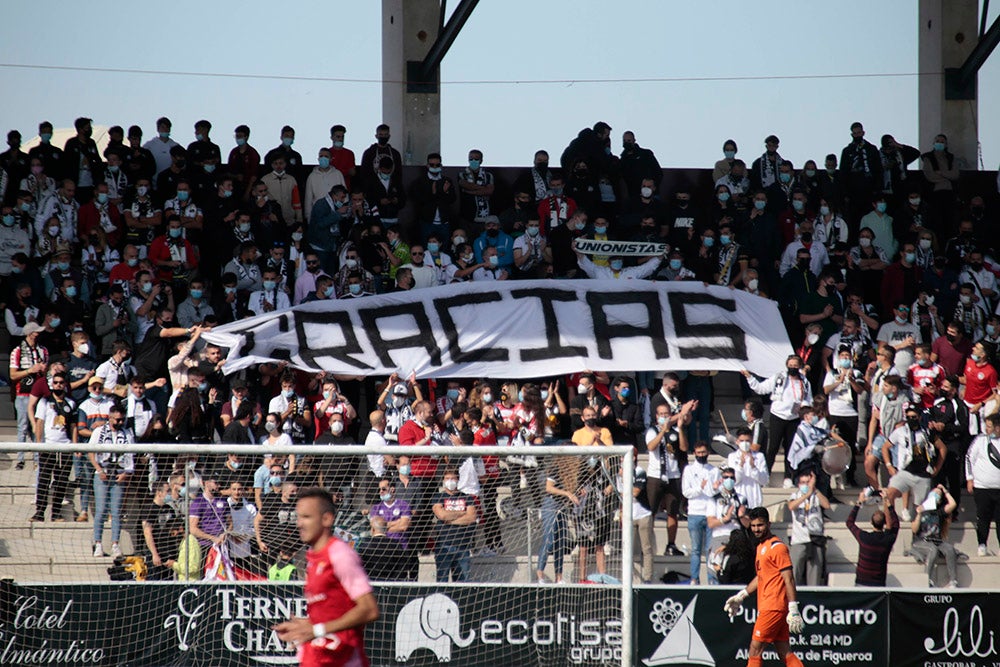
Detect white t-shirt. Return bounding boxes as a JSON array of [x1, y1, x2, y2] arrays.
[[645, 426, 680, 480], [822, 369, 862, 417], [36, 396, 76, 443]]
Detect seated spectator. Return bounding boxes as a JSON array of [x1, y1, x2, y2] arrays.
[[370, 477, 413, 551], [910, 484, 960, 588], [400, 243, 437, 289], [471, 246, 509, 281], [473, 216, 513, 270]]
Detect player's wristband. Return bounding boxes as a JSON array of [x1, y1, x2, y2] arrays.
[[313, 623, 326, 639], [788, 601, 800, 614]]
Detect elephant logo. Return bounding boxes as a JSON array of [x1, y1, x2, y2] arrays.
[[395, 593, 475, 662]]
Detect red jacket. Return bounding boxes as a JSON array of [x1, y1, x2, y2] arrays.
[[880, 261, 922, 317], [78, 202, 123, 248], [148, 235, 198, 282], [398, 419, 439, 478]]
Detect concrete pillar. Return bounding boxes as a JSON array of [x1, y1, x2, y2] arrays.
[[918, 0, 979, 168], [382, 0, 441, 166]]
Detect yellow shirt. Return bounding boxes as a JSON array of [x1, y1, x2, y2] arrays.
[[572, 426, 613, 446]]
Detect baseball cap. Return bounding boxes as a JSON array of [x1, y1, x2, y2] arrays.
[[23, 322, 44, 335]]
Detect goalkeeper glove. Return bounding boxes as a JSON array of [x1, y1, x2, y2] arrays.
[[723, 589, 749, 617], [787, 601, 804, 633]]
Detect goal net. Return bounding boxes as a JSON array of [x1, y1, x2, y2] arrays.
[[0, 441, 635, 667]]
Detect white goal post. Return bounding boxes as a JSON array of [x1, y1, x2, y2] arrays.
[[0, 441, 636, 667]]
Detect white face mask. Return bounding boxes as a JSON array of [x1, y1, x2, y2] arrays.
[[806, 333, 819, 345], [77, 342, 90, 355], [331, 421, 344, 435], [747, 278, 759, 291], [738, 440, 751, 452], [444, 479, 458, 491]]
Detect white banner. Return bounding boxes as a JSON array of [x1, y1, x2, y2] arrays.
[[573, 238, 669, 256], [201, 280, 792, 379]]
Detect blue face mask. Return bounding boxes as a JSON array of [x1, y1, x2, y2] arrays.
[[65, 286, 77, 297], [195, 134, 205, 142], [20, 203, 30, 212], [57, 261, 70, 271], [269, 476, 282, 487], [754, 200, 767, 211], [669, 259, 682, 270], [933, 142, 945, 152], [620, 387, 630, 398], [610, 259, 624, 271], [203, 164, 216, 173], [348, 283, 361, 295], [1, 214, 14, 226], [428, 166, 442, 175], [446, 389, 460, 401], [282, 137, 294, 147], [703, 237, 715, 248], [177, 191, 190, 202], [323, 286, 335, 298], [380, 492, 392, 503], [876, 202, 887, 213], [792, 200, 805, 212], [779, 173, 792, 184], [198, 382, 208, 392], [168, 228, 182, 238], [526, 226, 540, 237], [468, 159, 481, 169], [724, 150, 736, 159], [332, 140, 344, 149], [904, 252, 916, 264], [717, 192, 730, 202], [224, 286, 237, 295], [235, 137, 246, 147], [594, 226, 607, 235], [282, 388, 294, 398], [427, 242, 440, 253], [318, 157, 331, 169], [723, 478, 735, 491], [189, 289, 203, 299], [40, 133, 53, 143], [798, 484, 810, 495], [541, 390, 549, 400], [398, 464, 411, 477], [158, 131, 170, 140], [719, 235, 731, 245], [96, 193, 109, 205], [50, 317, 61, 328], [263, 280, 277, 291], [222, 188, 233, 198]]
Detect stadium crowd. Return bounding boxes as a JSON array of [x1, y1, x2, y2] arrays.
[[3, 116, 1000, 587]]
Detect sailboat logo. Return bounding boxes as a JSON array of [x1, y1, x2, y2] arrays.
[[643, 595, 715, 666]]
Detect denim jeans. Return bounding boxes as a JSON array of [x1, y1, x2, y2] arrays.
[[687, 514, 711, 583], [93, 475, 124, 543], [537, 502, 567, 578], [434, 544, 470, 582], [73, 454, 94, 514], [14, 395, 30, 464]]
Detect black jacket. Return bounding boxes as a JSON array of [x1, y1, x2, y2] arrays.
[[409, 174, 456, 224]]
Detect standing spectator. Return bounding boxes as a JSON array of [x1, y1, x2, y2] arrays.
[[10, 321, 48, 468], [267, 372, 313, 445], [965, 414, 1000, 556], [458, 149, 495, 223], [846, 489, 898, 586], [622, 464, 655, 584], [619, 131, 661, 203], [143, 117, 179, 175], [227, 124, 260, 201], [929, 376, 970, 506], [727, 427, 769, 509], [32, 371, 75, 522], [536, 456, 579, 584], [410, 152, 455, 241], [142, 480, 184, 579], [359, 124, 402, 183], [432, 468, 477, 583], [787, 470, 829, 585], [261, 156, 302, 230], [839, 122, 883, 225], [681, 441, 721, 584], [646, 401, 691, 557], [61, 117, 102, 203], [327, 124, 356, 187], [188, 475, 231, 550], [963, 341, 997, 436], [910, 484, 960, 588], [877, 302, 922, 375], [921, 134, 959, 231], [304, 148, 345, 223], [932, 322, 973, 377], [743, 355, 813, 484], [707, 467, 748, 585], [262, 126, 304, 186], [88, 403, 133, 558]]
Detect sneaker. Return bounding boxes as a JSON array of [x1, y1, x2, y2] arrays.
[[978, 544, 988, 557], [14, 462, 24, 470], [664, 543, 684, 557], [93, 542, 105, 558], [75, 512, 89, 523], [28, 513, 44, 522], [782, 478, 794, 489], [111, 543, 123, 559], [946, 580, 959, 589], [862, 486, 878, 502], [901, 508, 912, 522]]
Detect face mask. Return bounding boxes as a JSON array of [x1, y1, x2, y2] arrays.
[[988, 325, 997, 336], [317, 157, 331, 169], [525, 225, 541, 237], [754, 200, 766, 211], [858, 237, 872, 247], [593, 225, 607, 235], [48, 316, 62, 329], [907, 417, 921, 430], [74, 342, 90, 356], [168, 227, 183, 239], [444, 479, 459, 491], [577, 383, 589, 395], [798, 484, 810, 495], [876, 202, 887, 214], [972, 353, 983, 363], [584, 418, 598, 428], [138, 281, 153, 294], [40, 133, 53, 143], [908, 196, 922, 207], [703, 237, 715, 248], [610, 259, 623, 271], [619, 387, 631, 399], [323, 286, 335, 298], [376, 136, 389, 146], [264, 421, 278, 433], [158, 131, 170, 140], [269, 475, 282, 487], [331, 421, 345, 435], [64, 285, 78, 298], [895, 315, 908, 325], [393, 463, 410, 478], [904, 252, 916, 264], [0, 214, 15, 227], [720, 234, 733, 246], [792, 200, 805, 212], [221, 286, 236, 296], [89, 391, 101, 400], [482, 393, 493, 404], [806, 333, 819, 345], [425, 241, 441, 254], [379, 492, 392, 503], [137, 186, 149, 197], [722, 478, 735, 491], [488, 255, 499, 267], [48, 226, 60, 237], [717, 192, 730, 203], [747, 278, 759, 291], [234, 137, 247, 147], [669, 259, 682, 270], [187, 288, 204, 300], [236, 221, 252, 233], [468, 159, 481, 169], [287, 231, 303, 243], [695, 455, 709, 464], [541, 390, 549, 400], [724, 150, 736, 159], [804, 169, 816, 178], [933, 142, 945, 152], [779, 173, 791, 184], [640, 186, 654, 198], [917, 238, 932, 251], [960, 294, 972, 305], [738, 440, 751, 453], [837, 357, 853, 370], [787, 367, 800, 377], [282, 137, 294, 147]]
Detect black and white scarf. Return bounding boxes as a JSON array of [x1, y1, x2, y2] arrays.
[[757, 152, 784, 188], [531, 168, 551, 200], [846, 142, 872, 176]]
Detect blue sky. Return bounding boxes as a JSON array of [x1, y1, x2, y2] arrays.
[[1, 1, 997, 171]]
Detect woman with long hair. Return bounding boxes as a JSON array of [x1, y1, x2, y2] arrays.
[[536, 455, 580, 584]]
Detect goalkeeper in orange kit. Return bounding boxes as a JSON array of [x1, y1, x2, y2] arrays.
[[723, 507, 806, 667]]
